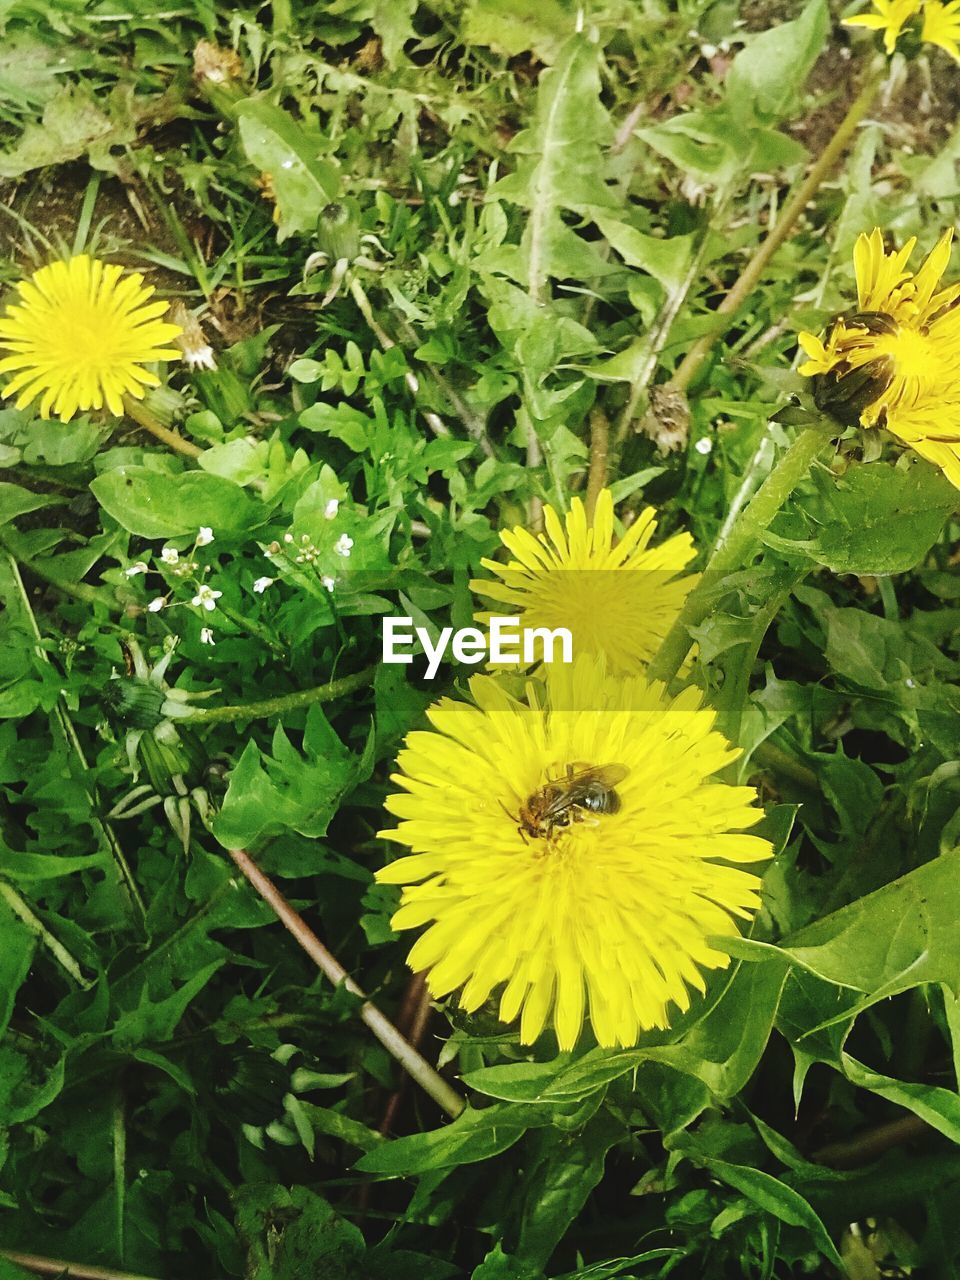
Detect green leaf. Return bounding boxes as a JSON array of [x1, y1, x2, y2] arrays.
[[0, 482, 64, 523], [236, 100, 340, 241], [234, 1185, 365, 1280], [683, 1150, 843, 1268], [355, 1103, 547, 1175], [0, 901, 35, 1039], [90, 466, 260, 537], [842, 1054, 960, 1145], [589, 214, 695, 293], [781, 847, 960, 1005], [773, 462, 957, 575], [725, 0, 829, 125], [489, 33, 614, 299], [112, 960, 225, 1048]]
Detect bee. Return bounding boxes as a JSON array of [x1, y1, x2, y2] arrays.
[[506, 762, 629, 843], [812, 311, 897, 428]]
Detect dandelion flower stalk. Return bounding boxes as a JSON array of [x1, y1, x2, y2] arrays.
[[378, 655, 770, 1051]]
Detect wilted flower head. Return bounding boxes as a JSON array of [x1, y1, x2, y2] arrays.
[[378, 655, 769, 1050], [844, 0, 960, 59], [0, 256, 182, 422], [170, 304, 217, 372], [798, 227, 960, 487], [472, 488, 697, 676]]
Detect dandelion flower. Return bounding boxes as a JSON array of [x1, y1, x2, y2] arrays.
[[798, 227, 960, 487], [471, 489, 697, 676], [843, 0, 921, 52], [922, 0, 960, 57], [844, 0, 960, 58], [0, 256, 182, 422], [377, 655, 770, 1050]]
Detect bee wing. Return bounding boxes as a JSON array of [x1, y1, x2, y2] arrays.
[[561, 763, 629, 788]]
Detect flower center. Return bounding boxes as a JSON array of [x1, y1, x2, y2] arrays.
[[872, 325, 945, 382]]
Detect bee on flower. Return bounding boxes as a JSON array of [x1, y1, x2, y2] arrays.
[[377, 654, 770, 1051], [798, 227, 960, 487]]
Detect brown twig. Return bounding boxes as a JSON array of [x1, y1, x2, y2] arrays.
[[584, 408, 610, 521], [226, 847, 465, 1118], [667, 61, 885, 396], [0, 1251, 158, 1280], [380, 971, 432, 1135], [812, 1113, 929, 1169]]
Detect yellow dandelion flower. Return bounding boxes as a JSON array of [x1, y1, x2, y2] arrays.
[[922, 0, 960, 58], [798, 227, 960, 487], [843, 0, 921, 52], [470, 489, 698, 677], [843, 0, 960, 58], [377, 655, 770, 1051], [0, 256, 183, 423]]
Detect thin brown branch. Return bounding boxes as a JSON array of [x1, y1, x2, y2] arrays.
[[226, 847, 465, 1119], [0, 1251, 158, 1280], [812, 1113, 929, 1169]]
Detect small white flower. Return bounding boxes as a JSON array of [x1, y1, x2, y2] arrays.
[[160, 547, 179, 565], [322, 575, 335, 592], [147, 597, 166, 613], [200, 627, 215, 646], [324, 498, 340, 520], [694, 437, 713, 456], [196, 527, 214, 546], [334, 533, 354, 557], [125, 561, 148, 577], [192, 585, 222, 612], [253, 576, 274, 594], [283, 533, 294, 544]]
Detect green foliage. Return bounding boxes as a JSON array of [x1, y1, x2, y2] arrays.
[[1, 0, 960, 1277]]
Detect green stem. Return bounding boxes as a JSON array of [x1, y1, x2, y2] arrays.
[[0, 879, 90, 987], [178, 664, 377, 724], [122, 394, 203, 460], [647, 425, 830, 686]]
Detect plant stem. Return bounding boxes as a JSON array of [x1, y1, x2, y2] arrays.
[[0, 879, 90, 987], [177, 664, 377, 725], [0, 1253, 158, 1280], [226, 847, 465, 1119], [122, 394, 203, 460], [646, 425, 829, 686], [584, 408, 610, 520], [668, 61, 885, 396]]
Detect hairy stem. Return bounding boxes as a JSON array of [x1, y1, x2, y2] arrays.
[[177, 664, 377, 725], [647, 425, 829, 686], [0, 880, 90, 987], [585, 408, 610, 520], [122, 394, 203, 460], [668, 61, 884, 395], [227, 847, 465, 1118]]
